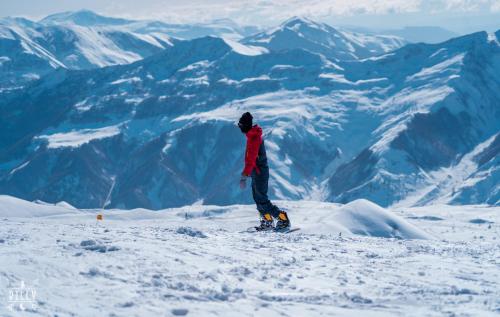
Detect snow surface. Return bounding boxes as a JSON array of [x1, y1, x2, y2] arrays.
[[37, 125, 122, 148], [0, 13, 175, 91], [1, 196, 498, 316], [394, 133, 500, 207], [222, 38, 269, 56]]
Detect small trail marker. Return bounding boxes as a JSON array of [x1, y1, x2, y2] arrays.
[[96, 176, 115, 224]]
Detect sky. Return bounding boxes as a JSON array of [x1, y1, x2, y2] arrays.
[[1, 0, 499, 34]]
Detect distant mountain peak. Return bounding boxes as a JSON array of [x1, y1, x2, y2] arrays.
[[244, 16, 404, 60], [208, 18, 239, 28], [39, 9, 134, 26], [250, 16, 334, 42], [282, 16, 318, 26], [278, 16, 332, 34]]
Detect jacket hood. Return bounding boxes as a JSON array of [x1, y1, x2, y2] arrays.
[[246, 125, 262, 138], [247, 125, 262, 138]]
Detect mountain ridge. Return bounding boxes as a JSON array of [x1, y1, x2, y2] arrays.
[[40, 9, 135, 26], [243, 16, 406, 61]]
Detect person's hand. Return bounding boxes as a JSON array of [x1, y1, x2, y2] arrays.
[[239, 175, 248, 189]]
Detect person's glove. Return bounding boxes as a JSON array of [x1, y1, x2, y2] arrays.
[[239, 174, 249, 189]]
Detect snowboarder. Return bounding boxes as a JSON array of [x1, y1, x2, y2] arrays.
[[238, 112, 291, 231]]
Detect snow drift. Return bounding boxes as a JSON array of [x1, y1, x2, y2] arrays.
[[331, 199, 431, 239], [0, 195, 80, 218], [0, 195, 430, 239], [278, 199, 431, 239]]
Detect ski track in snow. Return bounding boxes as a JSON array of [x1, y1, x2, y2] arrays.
[[0, 198, 499, 316]]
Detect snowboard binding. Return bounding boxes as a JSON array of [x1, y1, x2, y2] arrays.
[[255, 213, 274, 231], [254, 211, 291, 232], [275, 211, 291, 232]]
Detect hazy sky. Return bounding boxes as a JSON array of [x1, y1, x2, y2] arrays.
[[1, 0, 499, 33]]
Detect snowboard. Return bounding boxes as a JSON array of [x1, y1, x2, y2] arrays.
[[243, 227, 300, 234]]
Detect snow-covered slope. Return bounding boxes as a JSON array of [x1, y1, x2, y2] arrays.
[[0, 195, 80, 218], [0, 195, 429, 239], [393, 133, 500, 207], [0, 10, 260, 93], [0, 12, 404, 93], [450, 133, 500, 205], [0, 17, 64, 92], [0, 196, 498, 316], [128, 18, 260, 41], [40, 10, 260, 40], [243, 17, 406, 61], [40, 9, 134, 27], [0, 14, 175, 92], [327, 31, 500, 207]]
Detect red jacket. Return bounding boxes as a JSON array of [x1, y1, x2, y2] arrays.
[[242, 125, 262, 176]]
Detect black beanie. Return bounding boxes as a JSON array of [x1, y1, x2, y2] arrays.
[[238, 112, 253, 133]]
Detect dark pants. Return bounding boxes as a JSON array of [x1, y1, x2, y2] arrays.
[[251, 168, 281, 218]]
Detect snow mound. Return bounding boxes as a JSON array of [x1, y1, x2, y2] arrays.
[[332, 199, 432, 239], [0, 195, 81, 218], [294, 199, 431, 239], [55, 201, 77, 209]]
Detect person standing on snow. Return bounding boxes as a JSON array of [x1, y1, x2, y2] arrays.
[[238, 112, 291, 231]]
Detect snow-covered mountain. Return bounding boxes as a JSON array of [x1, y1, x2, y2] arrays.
[[327, 31, 500, 207], [40, 9, 134, 27], [243, 17, 406, 60], [0, 12, 406, 94], [0, 10, 258, 93], [0, 13, 174, 93], [0, 13, 498, 209], [127, 18, 260, 41], [40, 10, 259, 40]]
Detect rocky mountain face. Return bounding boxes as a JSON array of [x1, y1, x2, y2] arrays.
[[0, 13, 498, 209]]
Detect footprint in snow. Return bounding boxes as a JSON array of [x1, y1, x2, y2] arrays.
[[171, 308, 189, 316], [176, 227, 207, 238], [408, 216, 444, 221], [469, 218, 493, 224], [80, 239, 120, 253]]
